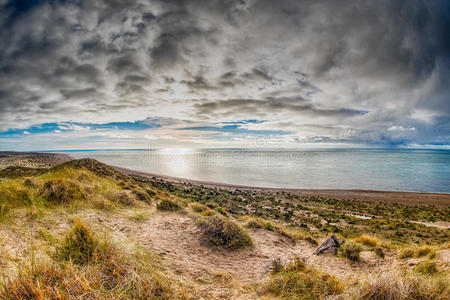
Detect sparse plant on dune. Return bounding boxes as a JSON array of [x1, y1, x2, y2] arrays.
[[157, 198, 182, 211], [356, 234, 379, 247], [189, 202, 215, 216], [264, 258, 343, 299], [1, 219, 174, 299], [340, 242, 363, 262], [348, 274, 449, 300], [197, 215, 253, 250]]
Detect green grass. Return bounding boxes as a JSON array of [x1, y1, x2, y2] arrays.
[[197, 215, 253, 250]]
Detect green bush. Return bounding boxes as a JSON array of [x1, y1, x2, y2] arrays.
[[197, 215, 253, 250], [340, 242, 362, 262], [157, 198, 181, 211]]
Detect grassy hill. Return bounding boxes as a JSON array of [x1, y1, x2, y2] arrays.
[[0, 158, 448, 299]]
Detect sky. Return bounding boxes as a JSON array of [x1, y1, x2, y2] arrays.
[[0, 0, 449, 151]]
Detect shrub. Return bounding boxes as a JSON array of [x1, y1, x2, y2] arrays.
[[264, 259, 342, 299], [356, 235, 378, 247], [270, 258, 285, 274], [351, 274, 449, 300], [189, 202, 215, 216], [340, 242, 362, 262], [145, 188, 157, 197], [56, 219, 98, 265], [0, 203, 11, 221], [132, 188, 152, 204], [215, 206, 228, 216], [109, 191, 136, 206], [23, 177, 38, 187], [374, 247, 385, 258], [245, 218, 274, 231], [197, 215, 253, 250], [41, 179, 86, 204], [399, 248, 414, 259], [415, 246, 432, 258], [157, 198, 181, 211], [414, 260, 439, 276]]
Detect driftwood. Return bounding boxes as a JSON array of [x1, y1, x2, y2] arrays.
[[314, 234, 343, 255]]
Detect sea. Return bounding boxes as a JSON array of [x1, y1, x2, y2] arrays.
[[55, 148, 450, 193]]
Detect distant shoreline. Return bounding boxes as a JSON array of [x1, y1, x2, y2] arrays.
[[114, 165, 450, 208], [1, 151, 449, 207]]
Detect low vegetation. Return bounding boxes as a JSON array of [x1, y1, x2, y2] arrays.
[[413, 260, 439, 276], [197, 215, 253, 250], [0, 220, 173, 299], [156, 198, 182, 211], [0, 156, 449, 299], [340, 242, 363, 262], [264, 258, 343, 299], [349, 274, 449, 300]]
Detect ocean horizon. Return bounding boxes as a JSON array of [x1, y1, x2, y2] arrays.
[[50, 148, 450, 194]]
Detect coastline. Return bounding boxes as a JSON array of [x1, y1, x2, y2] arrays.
[[114, 165, 450, 208], [1, 152, 449, 207]]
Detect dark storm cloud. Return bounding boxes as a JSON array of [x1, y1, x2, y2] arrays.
[[0, 0, 448, 146], [194, 97, 366, 119]]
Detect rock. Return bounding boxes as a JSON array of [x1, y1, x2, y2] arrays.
[[314, 234, 344, 255]]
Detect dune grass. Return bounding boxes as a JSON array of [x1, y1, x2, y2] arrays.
[[349, 274, 449, 300], [0, 219, 174, 299], [356, 234, 379, 247], [340, 242, 363, 262], [189, 202, 215, 216], [197, 215, 253, 250], [264, 258, 343, 299], [156, 198, 182, 211]]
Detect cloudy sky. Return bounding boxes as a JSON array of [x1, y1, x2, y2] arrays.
[[0, 0, 449, 150]]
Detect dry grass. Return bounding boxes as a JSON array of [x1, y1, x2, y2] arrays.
[[157, 198, 182, 212], [0, 220, 174, 299], [245, 217, 275, 231], [264, 258, 343, 299], [340, 242, 363, 262], [414, 260, 439, 276], [189, 202, 215, 216], [356, 234, 379, 247], [197, 215, 253, 250], [348, 274, 449, 300]]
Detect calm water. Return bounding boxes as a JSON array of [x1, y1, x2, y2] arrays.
[[59, 149, 450, 193]]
